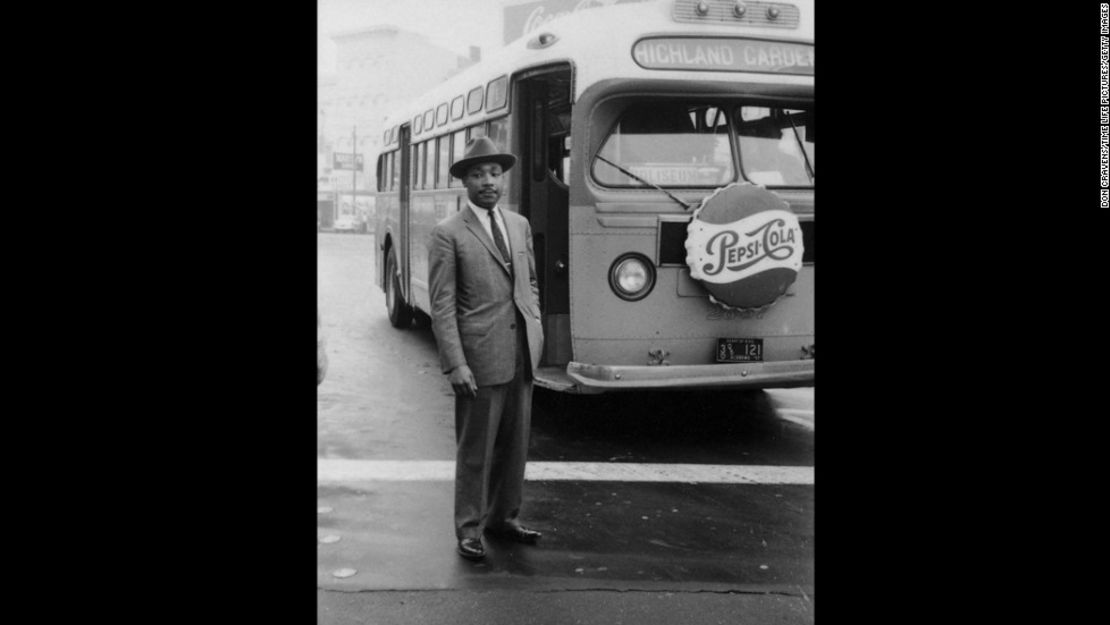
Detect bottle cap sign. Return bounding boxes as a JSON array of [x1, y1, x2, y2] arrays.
[[685, 183, 803, 310]]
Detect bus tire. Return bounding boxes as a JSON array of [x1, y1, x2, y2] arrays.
[[385, 248, 413, 329], [412, 309, 432, 329]]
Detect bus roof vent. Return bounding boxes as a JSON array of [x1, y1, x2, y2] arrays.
[[673, 0, 800, 29]]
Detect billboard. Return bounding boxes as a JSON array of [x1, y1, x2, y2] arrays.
[[503, 0, 650, 44], [332, 152, 364, 171]]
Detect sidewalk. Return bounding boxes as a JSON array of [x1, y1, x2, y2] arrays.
[[319, 588, 813, 625]]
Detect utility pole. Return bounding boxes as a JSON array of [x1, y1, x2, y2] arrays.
[[352, 125, 358, 219]]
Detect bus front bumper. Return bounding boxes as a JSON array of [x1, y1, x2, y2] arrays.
[[562, 359, 814, 393]]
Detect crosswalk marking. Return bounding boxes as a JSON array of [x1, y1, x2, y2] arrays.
[[318, 459, 813, 484]]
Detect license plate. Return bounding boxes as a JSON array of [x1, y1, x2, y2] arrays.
[[716, 338, 764, 363]]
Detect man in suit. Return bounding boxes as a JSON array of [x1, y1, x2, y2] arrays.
[[428, 137, 545, 561]]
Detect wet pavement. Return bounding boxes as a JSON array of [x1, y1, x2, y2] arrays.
[[317, 232, 814, 623], [318, 481, 811, 591]]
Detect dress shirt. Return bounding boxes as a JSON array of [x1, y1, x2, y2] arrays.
[[467, 200, 512, 257]]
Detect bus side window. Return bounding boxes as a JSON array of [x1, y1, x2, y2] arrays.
[[422, 141, 430, 189], [437, 135, 450, 188], [423, 140, 431, 189], [563, 136, 571, 186], [488, 117, 509, 155], [546, 108, 572, 184], [545, 134, 562, 183], [487, 117, 512, 188], [449, 129, 466, 188]]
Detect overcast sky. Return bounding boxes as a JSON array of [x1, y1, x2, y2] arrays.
[[318, 0, 508, 72]]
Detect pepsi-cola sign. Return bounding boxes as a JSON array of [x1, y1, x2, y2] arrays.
[[685, 183, 803, 310]]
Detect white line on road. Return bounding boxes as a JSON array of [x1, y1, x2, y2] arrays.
[[318, 459, 813, 484], [775, 408, 815, 429]]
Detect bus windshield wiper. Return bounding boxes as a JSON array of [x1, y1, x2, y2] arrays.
[[594, 154, 695, 211], [784, 114, 815, 183]]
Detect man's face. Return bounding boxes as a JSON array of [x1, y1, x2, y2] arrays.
[[462, 162, 504, 209]]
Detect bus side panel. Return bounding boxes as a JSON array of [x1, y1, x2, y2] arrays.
[[373, 190, 399, 291], [407, 191, 465, 314], [408, 192, 435, 313]]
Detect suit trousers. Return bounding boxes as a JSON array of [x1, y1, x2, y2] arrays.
[[454, 313, 533, 540]]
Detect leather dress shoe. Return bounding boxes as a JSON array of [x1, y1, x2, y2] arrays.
[[484, 524, 542, 544], [457, 537, 485, 561]]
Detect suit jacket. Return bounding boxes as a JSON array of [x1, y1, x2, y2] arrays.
[[428, 206, 544, 387]]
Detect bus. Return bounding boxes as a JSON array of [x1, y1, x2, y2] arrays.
[[373, 0, 813, 394]]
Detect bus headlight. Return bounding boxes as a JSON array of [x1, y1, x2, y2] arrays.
[[609, 253, 656, 301]]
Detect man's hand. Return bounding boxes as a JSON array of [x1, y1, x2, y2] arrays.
[[448, 365, 478, 398]]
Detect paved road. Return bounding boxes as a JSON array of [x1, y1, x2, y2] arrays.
[[317, 232, 815, 624]]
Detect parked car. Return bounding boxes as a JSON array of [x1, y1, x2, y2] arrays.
[[333, 216, 358, 233]]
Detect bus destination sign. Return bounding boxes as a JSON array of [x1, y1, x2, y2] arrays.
[[633, 37, 813, 75]]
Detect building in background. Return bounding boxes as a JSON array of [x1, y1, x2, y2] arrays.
[[318, 25, 479, 230], [317, 2, 653, 230]]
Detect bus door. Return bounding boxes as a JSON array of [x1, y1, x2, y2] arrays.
[[398, 124, 412, 301], [515, 65, 572, 366]]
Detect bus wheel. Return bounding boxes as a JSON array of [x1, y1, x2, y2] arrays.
[[385, 248, 413, 329]]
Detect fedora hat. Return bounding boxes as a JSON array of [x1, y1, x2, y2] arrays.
[[449, 136, 517, 179]]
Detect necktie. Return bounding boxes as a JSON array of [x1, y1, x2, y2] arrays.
[[485, 208, 512, 265]]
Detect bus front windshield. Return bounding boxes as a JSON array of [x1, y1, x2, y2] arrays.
[[736, 106, 814, 187], [592, 102, 814, 189]]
